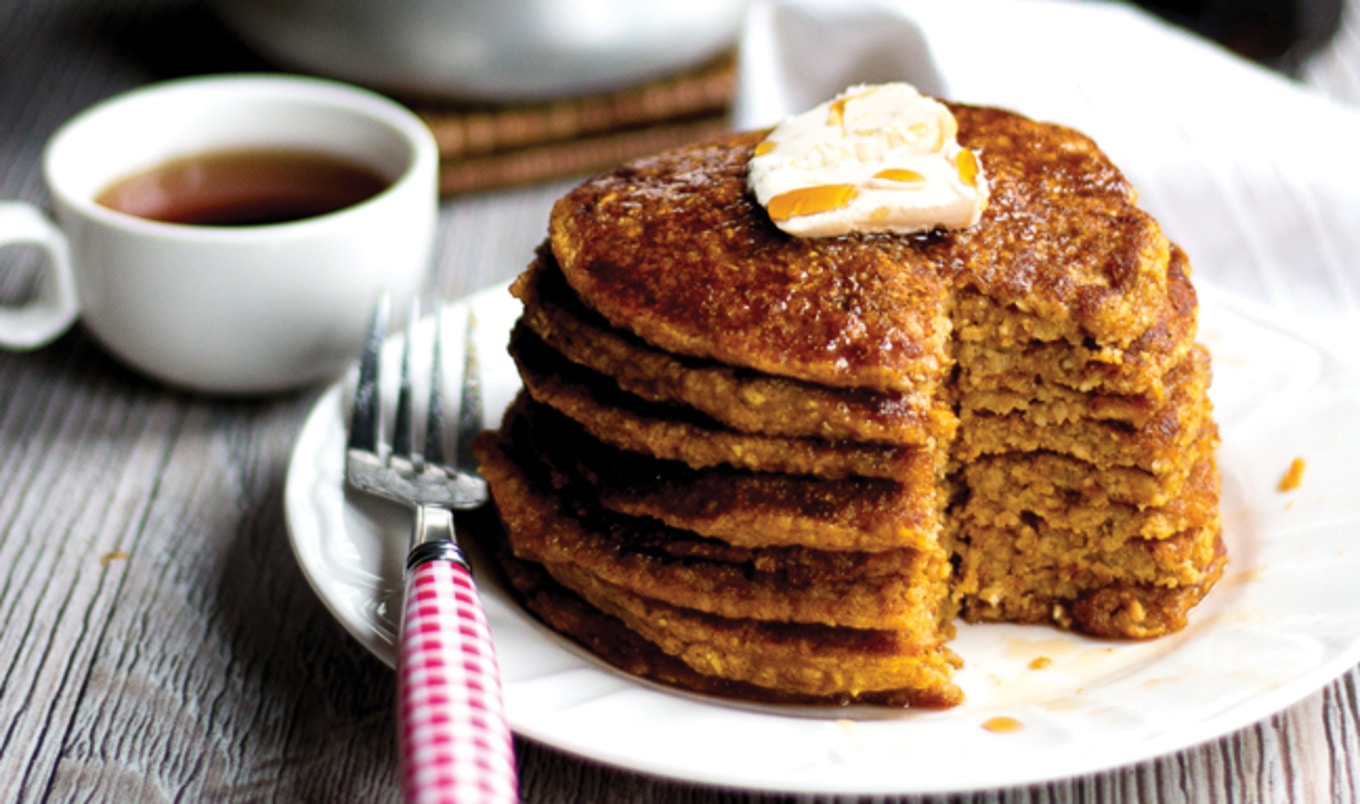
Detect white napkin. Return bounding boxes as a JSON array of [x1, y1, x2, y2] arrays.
[[732, 0, 1360, 370]]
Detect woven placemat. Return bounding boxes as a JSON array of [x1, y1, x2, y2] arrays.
[[415, 54, 736, 196]]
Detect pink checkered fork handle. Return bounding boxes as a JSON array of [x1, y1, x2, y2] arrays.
[[400, 548, 516, 803], [346, 297, 519, 803]]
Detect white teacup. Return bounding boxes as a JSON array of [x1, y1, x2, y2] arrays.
[[0, 74, 438, 394]]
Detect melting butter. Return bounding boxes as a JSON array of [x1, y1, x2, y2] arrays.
[[747, 83, 989, 238]]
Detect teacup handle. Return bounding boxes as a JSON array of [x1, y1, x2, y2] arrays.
[[0, 201, 80, 350]]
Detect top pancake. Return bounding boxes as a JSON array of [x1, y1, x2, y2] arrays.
[[549, 104, 1170, 393]]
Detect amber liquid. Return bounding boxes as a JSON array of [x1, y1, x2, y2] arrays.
[[95, 148, 391, 227]]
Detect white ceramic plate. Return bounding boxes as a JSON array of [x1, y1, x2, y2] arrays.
[[284, 280, 1360, 795]]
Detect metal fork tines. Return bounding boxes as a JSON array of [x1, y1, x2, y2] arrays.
[[346, 298, 487, 539], [345, 296, 518, 804]]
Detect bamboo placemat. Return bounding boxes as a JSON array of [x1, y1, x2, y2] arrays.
[[415, 54, 736, 196]]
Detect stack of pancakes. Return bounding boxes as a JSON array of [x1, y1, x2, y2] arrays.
[[473, 103, 1223, 707]]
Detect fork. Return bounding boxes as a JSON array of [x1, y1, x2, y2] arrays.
[[346, 296, 518, 804]]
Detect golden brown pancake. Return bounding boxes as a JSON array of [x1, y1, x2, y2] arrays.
[[549, 129, 955, 393], [961, 419, 1220, 510], [1068, 537, 1226, 639], [476, 428, 953, 631], [534, 553, 960, 706], [503, 394, 943, 552], [494, 546, 964, 707], [960, 533, 1227, 638], [956, 511, 1223, 605], [510, 326, 926, 480], [512, 251, 956, 446], [955, 345, 1213, 472], [548, 105, 1169, 395], [959, 445, 1222, 544], [954, 246, 1199, 399]]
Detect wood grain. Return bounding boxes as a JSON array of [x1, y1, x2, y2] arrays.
[[3, 0, 1360, 802]]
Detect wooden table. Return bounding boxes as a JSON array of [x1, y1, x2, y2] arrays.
[[4, 1, 1360, 801]]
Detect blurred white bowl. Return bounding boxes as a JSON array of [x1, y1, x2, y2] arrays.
[[213, 0, 750, 102]]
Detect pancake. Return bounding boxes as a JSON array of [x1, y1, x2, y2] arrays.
[[960, 419, 1220, 509], [955, 344, 1213, 472], [1069, 537, 1227, 638], [549, 129, 955, 393], [504, 394, 943, 552], [475, 428, 953, 630], [958, 518, 1223, 592], [513, 250, 955, 446], [959, 445, 1222, 544], [957, 497, 1222, 597], [548, 106, 1170, 394], [960, 533, 1228, 638], [535, 554, 960, 706], [932, 105, 1170, 347], [511, 325, 925, 480], [494, 545, 964, 707], [954, 246, 1199, 400]]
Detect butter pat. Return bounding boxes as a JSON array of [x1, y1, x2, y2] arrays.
[[747, 83, 989, 238]]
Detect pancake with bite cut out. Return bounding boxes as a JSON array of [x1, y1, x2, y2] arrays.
[[476, 97, 1222, 706], [548, 106, 1169, 394]]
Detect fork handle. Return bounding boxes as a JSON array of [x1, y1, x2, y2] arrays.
[[398, 524, 518, 803]]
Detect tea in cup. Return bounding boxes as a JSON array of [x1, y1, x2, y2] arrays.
[[0, 73, 438, 394]]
